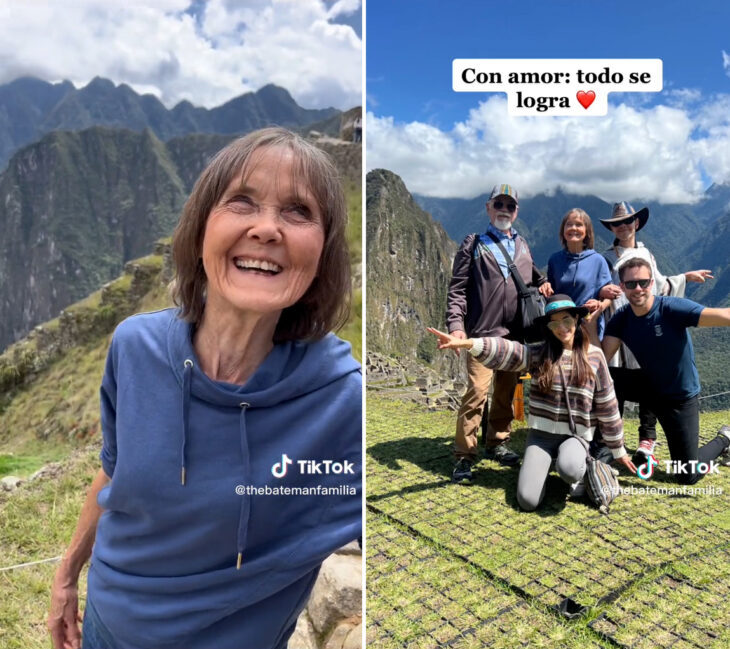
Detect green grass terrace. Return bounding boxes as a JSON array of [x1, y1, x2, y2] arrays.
[[366, 394, 730, 649]]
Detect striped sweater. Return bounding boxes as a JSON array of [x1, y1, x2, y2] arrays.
[[470, 337, 626, 458]]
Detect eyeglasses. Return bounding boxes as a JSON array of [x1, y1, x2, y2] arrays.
[[492, 200, 517, 213], [623, 279, 651, 289], [546, 315, 576, 331], [609, 216, 636, 228]]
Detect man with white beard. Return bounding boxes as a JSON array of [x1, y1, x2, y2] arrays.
[[446, 184, 553, 484]]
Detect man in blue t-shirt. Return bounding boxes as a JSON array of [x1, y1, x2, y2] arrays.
[[602, 256, 730, 484]]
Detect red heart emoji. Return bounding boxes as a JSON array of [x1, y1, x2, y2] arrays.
[[576, 90, 596, 109]]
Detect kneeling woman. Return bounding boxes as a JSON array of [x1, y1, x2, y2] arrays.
[[428, 295, 636, 511]]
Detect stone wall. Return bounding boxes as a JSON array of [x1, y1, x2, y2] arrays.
[[366, 351, 463, 411], [288, 542, 362, 649]]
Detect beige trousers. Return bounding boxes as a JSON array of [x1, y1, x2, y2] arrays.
[[454, 354, 518, 461]]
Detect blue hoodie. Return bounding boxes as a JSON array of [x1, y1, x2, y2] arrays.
[[88, 308, 361, 649], [547, 248, 612, 338]]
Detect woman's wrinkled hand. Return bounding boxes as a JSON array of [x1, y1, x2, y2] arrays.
[[539, 282, 554, 297], [48, 567, 82, 649]]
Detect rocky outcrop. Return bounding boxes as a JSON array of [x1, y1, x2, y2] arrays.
[[288, 543, 362, 649], [0, 127, 186, 351], [0, 241, 169, 394], [366, 169, 461, 379]]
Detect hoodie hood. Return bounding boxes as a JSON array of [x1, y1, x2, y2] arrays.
[[167, 310, 360, 408], [563, 248, 598, 261]]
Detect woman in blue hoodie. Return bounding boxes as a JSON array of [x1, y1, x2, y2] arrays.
[[547, 208, 620, 339], [48, 128, 362, 649]]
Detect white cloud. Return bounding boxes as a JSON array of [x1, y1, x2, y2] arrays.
[[0, 0, 361, 109], [723, 50, 730, 77], [367, 94, 730, 203], [327, 0, 361, 19]]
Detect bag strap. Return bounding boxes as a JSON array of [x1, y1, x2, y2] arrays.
[[486, 231, 531, 297], [558, 362, 591, 460]]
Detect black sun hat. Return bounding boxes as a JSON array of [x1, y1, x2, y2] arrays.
[[599, 201, 649, 231]]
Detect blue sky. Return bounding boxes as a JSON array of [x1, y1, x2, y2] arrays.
[[366, 0, 730, 202]]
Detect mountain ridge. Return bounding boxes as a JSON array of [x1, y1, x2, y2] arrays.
[[0, 76, 341, 168]]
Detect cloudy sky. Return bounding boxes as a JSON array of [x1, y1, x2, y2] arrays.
[[0, 0, 361, 110], [367, 0, 730, 203]]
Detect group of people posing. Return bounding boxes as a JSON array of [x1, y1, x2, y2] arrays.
[[428, 183, 730, 511]]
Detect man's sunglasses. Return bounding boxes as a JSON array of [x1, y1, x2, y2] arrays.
[[493, 200, 517, 213], [623, 279, 651, 289], [609, 216, 636, 228]]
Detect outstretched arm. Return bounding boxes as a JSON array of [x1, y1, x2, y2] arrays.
[[685, 269, 714, 283], [698, 307, 730, 327], [427, 327, 530, 372], [427, 327, 474, 350]]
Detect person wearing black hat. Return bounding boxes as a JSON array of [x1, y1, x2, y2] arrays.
[[599, 202, 713, 467], [602, 257, 730, 485], [429, 294, 635, 511], [445, 183, 553, 484]]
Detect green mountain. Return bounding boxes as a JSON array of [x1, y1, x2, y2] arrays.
[[366, 169, 459, 376], [0, 127, 187, 350]]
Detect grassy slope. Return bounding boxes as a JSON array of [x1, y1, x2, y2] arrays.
[[367, 394, 730, 649], [0, 180, 361, 647]]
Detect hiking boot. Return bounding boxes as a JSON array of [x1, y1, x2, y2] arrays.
[[632, 439, 656, 467], [484, 442, 520, 466], [452, 458, 474, 484], [717, 426, 730, 466]]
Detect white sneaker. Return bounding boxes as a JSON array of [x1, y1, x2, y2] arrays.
[[568, 480, 586, 498]]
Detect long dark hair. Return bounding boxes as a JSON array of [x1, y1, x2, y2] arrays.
[[535, 317, 594, 393]]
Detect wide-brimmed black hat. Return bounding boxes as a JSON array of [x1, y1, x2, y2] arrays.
[[534, 294, 589, 327], [599, 201, 649, 231]]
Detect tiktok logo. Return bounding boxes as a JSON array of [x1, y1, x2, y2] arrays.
[[636, 455, 658, 480], [271, 453, 293, 478]]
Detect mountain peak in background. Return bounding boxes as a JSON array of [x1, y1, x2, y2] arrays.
[[0, 76, 341, 168]]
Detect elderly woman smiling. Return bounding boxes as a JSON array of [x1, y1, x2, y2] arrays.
[[48, 128, 362, 649]]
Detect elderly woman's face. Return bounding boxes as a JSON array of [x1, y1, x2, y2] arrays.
[[201, 145, 325, 318]]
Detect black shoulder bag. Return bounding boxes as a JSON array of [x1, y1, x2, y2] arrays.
[[558, 364, 619, 514], [486, 232, 545, 343]]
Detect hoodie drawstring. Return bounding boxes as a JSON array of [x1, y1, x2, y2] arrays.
[[179, 360, 252, 570], [237, 401, 252, 569], [181, 359, 193, 485]]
